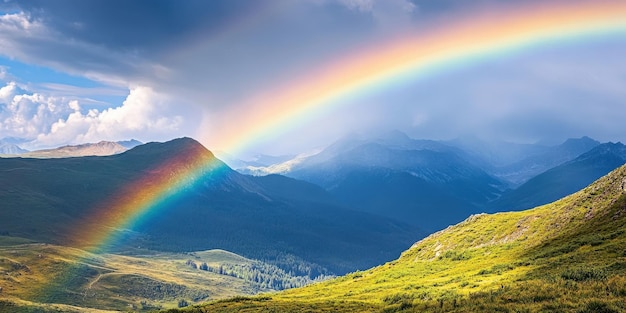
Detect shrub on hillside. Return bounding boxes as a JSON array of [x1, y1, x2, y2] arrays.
[[561, 268, 607, 282]]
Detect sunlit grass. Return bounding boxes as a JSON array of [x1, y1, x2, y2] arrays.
[[0, 243, 277, 311]]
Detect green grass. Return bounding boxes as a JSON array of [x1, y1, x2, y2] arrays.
[[0, 244, 321, 312], [0, 236, 35, 246], [167, 165, 626, 313]]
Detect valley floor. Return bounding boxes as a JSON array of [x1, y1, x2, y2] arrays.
[[0, 239, 323, 312]]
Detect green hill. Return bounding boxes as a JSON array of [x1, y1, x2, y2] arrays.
[[0, 241, 328, 312], [178, 164, 626, 312]]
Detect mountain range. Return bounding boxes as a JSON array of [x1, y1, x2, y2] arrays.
[[0, 139, 143, 158], [487, 136, 600, 186], [285, 133, 506, 233], [0, 139, 28, 154], [0, 137, 421, 276], [230, 132, 619, 234], [490, 141, 626, 211]]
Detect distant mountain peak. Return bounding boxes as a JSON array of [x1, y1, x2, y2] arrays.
[[12, 141, 127, 158], [560, 136, 600, 148], [129, 137, 206, 152], [580, 141, 626, 157], [116, 139, 143, 149], [123, 137, 219, 166], [378, 129, 411, 141], [0, 140, 28, 154], [166, 137, 212, 153]]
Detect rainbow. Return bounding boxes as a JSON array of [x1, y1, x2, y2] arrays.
[[36, 0, 626, 292], [66, 142, 225, 251], [203, 0, 626, 155]]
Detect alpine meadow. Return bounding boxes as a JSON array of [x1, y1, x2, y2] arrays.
[[1, 1, 626, 312]]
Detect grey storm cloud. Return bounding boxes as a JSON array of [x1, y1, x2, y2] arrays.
[[5, 0, 260, 53], [0, 0, 272, 84]]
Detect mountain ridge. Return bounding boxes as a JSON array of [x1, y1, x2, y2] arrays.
[[232, 133, 612, 233], [490, 141, 626, 211], [284, 134, 508, 233], [3, 141, 127, 158], [0, 137, 422, 276], [492, 136, 601, 186], [0, 139, 144, 158]]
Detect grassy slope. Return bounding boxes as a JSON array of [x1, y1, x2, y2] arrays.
[[179, 164, 626, 313], [0, 242, 309, 312]]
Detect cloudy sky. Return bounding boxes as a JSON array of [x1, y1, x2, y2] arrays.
[[0, 0, 625, 157]]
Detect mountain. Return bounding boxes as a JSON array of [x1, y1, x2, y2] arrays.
[[248, 154, 297, 167], [226, 133, 610, 232], [493, 136, 600, 186], [445, 136, 601, 187], [0, 137, 422, 275], [490, 142, 626, 211], [446, 135, 551, 168], [285, 133, 506, 233], [0, 139, 27, 154], [8, 141, 128, 158], [236, 153, 313, 176], [187, 163, 626, 313], [217, 150, 303, 176], [116, 139, 143, 149]]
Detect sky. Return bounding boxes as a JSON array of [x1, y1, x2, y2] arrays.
[[0, 0, 625, 158]]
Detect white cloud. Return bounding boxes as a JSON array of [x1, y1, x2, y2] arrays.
[[68, 100, 81, 111], [0, 81, 17, 103], [0, 82, 193, 149], [0, 12, 40, 32], [0, 82, 74, 140], [33, 86, 189, 148]]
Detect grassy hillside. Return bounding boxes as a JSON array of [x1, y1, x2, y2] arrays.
[[0, 240, 326, 312], [176, 164, 626, 312]]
